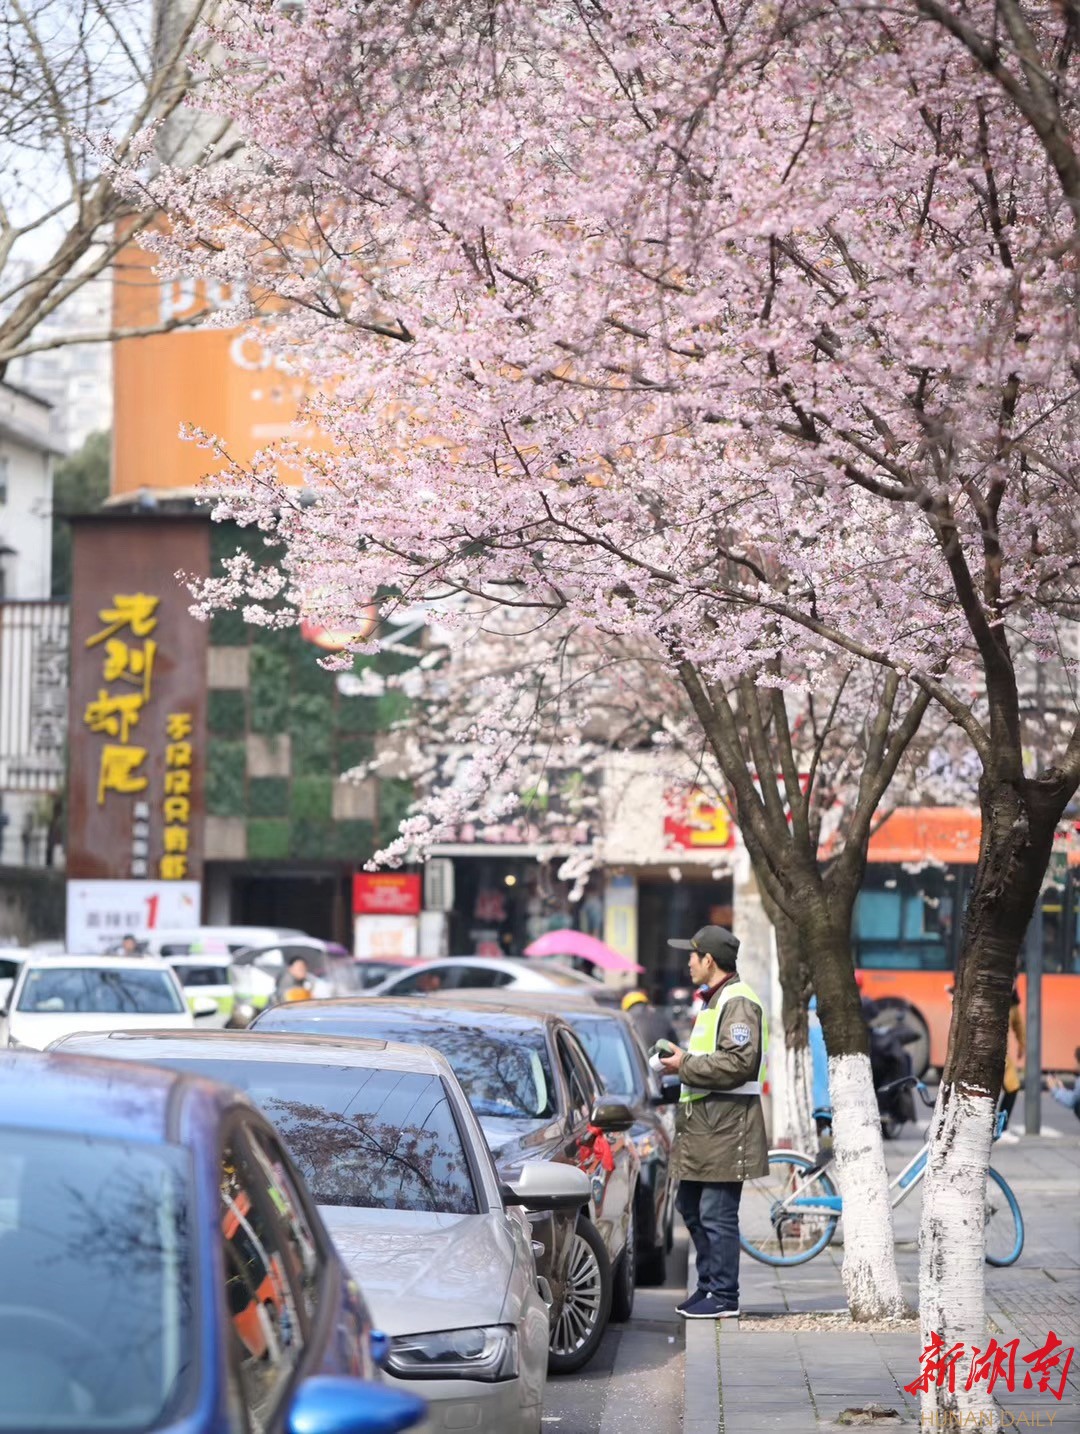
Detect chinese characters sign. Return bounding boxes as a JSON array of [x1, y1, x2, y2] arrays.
[[906, 1331, 1075, 1402], [67, 517, 209, 883], [664, 786, 735, 850]]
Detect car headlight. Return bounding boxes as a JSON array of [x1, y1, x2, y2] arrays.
[[386, 1325, 519, 1383]]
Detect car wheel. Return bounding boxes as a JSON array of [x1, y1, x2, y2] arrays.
[[637, 1239, 667, 1287], [610, 1208, 636, 1321], [547, 1216, 612, 1375]]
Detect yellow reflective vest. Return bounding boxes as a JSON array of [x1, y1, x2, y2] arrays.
[[680, 978, 768, 1104]]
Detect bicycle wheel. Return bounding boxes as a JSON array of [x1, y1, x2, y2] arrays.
[[740, 1151, 840, 1266], [984, 1167, 1024, 1267]]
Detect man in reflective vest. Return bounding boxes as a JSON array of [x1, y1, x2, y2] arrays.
[[659, 925, 768, 1319]]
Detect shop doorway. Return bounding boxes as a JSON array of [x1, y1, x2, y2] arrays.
[[637, 876, 734, 998]]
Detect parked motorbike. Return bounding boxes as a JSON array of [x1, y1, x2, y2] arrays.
[[866, 998, 923, 1137]]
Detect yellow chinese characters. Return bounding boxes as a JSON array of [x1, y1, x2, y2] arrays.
[[85, 594, 160, 805], [161, 712, 194, 880]]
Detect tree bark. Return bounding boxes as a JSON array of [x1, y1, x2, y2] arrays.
[[919, 777, 1062, 1427], [802, 901, 908, 1321], [770, 904, 817, 1153]]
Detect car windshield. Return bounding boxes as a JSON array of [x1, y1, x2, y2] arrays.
[[170, 966, 229, 988], [155, 1059, 478, 1216], [260, 1010, 557, 1121], [15, 967, 184, 1015], [571, 1017, 640, 1097], [0, 1127, 193, 1430]]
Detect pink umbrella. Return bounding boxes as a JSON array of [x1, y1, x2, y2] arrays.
[[524, 928, 644, 974]]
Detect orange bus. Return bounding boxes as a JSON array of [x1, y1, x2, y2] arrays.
[[853, 809, 1077, 1073]]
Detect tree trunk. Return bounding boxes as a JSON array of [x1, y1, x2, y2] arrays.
[[918, 781, 1060, 1427], [804, 905, 907, 1320], [772, 909, 817, 1152]]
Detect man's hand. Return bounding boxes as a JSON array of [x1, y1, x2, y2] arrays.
[[659, 1046, 686, 1073]]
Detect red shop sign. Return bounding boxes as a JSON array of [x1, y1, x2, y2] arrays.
[[353, 872, 422, 916]]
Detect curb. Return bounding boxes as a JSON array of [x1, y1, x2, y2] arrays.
[[682, 1247, 725, 1433]]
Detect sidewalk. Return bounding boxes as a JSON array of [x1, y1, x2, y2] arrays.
[[682, 1095, 1080, 1433]]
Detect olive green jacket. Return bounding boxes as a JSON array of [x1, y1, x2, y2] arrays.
[[673, 976, 769, 1183]]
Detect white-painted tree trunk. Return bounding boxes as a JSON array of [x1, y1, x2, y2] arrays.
[[829, 1053, 907, 1319], [918, 1084, 999, 1428], [778, 1040, 816, 1153]]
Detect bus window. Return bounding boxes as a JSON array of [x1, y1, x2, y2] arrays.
[[853, 864, 955, 971]]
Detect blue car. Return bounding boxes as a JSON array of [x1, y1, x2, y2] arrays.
[[0, 1049, 427, 1434]]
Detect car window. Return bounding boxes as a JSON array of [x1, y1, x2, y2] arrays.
[[558, 1032, 598, 1115], [174, 965, 228, 988], [571, 1018, 641, 1098], [453, 964, 514, 989], [160, 943, 194, 956], [381, 966, 446, 995], [15, 966, 184, 1015], [193, 1063, 480, 1215], [242, 1125, 322, 1321], [0, 958, 22, 982], [0, 1126, 193, 1430], [220, 1133, 306, 1432]]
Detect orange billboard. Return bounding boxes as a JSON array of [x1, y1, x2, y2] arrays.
[[112, 242, 327, 495]]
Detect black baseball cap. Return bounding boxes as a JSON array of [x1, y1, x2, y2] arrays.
[[668, 925, 740, 968]]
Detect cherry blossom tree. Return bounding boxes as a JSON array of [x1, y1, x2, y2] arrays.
[[0, 0, 230, 376], [133, 0, 1080, 1416]]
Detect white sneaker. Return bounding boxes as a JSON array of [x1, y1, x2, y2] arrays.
[[997, 1130, 1020, 1144]]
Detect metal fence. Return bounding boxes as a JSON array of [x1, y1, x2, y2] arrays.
[[0, 599, 69, 794]]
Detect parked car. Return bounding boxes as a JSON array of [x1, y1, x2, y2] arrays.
[[141, 925, 309, 956], [0, 954, 215, 1050], [457, 992, 678, 1284], [368, 956, 618, 1005], [0, 1048, 426, 1433], [54, 1030, 580, 1433], [166, 952, 236, 1027], [255, 997, 639, 1372], [0, 948, 27, 1013]]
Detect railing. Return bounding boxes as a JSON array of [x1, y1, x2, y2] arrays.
[[0, 599, 69, 794]]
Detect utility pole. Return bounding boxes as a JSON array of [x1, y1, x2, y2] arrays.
[[1023, 911, 1042, 1137]]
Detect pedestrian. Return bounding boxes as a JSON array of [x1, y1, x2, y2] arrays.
[[276, 956, 313, 1004], [1047, 1046, 1080, 1120], [659, 924, 768, 1320], [996, 986, 1025, 1144], [621, 988, 678, 1049], [118, 933, 144, 957]]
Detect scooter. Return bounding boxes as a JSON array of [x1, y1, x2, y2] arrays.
[[869, 1010, 923, 1137]]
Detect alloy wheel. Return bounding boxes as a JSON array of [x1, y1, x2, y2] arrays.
[[551, 1229, 605, 1356]]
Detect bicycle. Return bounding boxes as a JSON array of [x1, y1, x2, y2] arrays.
[[740, 1077, 1025, 1268]]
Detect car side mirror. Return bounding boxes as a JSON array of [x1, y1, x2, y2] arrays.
[[192, 996, 219, 1019], [589, 1097, 635, 1132], [286, 1376, 426, 1433], [500, 1160, 591, 1211]]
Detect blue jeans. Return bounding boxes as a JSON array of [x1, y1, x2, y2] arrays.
[[676, 1179, 742, 1303]]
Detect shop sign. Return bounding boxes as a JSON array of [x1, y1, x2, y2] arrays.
[[67, 518, 209, 882], [353, 872, 422, 915], [66, 878, 201, 952], [354, 913, 419, 959], [664, 786, 735, 850]]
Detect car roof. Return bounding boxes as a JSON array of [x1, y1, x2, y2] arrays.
[[19, 953, 175, 971], [166, 953, 232, 966], [53, 1028, 453, 1077], [426, 990, 616, 1016], [259, 994, 568, 1035], [0, 1048, 194, 1144]]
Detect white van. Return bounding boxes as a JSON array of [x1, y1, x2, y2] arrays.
[[140, 926, 306, 958]]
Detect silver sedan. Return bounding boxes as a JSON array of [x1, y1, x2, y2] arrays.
[[51, 1028, 588, 1434]]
